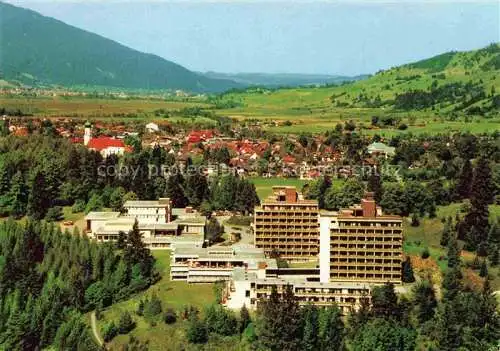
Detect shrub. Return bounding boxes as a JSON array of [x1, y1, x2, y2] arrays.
[[411, 213, 420, 227], [45, 206, 64, 222], [102, 321, 118, 342], [118, 311, 135, 334], [164, 309, 177, 324], [421, 247, 430, 259], [186, 317, 208, 344], [71, 199, 86, 213], [398, 123, 408, 130], [144, 294, 162, 318]]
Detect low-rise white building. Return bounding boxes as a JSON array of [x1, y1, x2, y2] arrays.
[[85, 198, 206, 249], [170, 246, 275, 283]]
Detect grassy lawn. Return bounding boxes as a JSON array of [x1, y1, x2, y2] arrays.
[[98, 250, 217, 350], [249, 177, 310, 200], [404, 203, 500, 289], [249, 176, 345, 201]]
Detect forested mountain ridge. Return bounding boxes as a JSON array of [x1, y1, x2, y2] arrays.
[[328, 43, 500, 115], [0, 2, 242, 93]]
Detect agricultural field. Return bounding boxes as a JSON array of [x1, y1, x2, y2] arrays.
[[0, 96, 209, 120]]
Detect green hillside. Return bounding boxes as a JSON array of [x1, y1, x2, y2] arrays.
[[0, 2, 241, 93], [215, 44, 500, 132]]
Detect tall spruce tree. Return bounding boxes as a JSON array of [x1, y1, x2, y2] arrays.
[[459, 157, 492, 252], [301, 304, 319, 351], [27, 170, 50, 220], [367, 172, 383, 203], [455, 158, 472, 199], [412, 280, 437, 323]]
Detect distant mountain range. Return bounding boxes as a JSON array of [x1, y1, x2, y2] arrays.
[[0, 2, 242, 93], [0, 2, 367, 93], [202, 72, 369, 88]]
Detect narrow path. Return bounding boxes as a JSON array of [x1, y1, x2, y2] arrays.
[[90, 311, 104, 347]]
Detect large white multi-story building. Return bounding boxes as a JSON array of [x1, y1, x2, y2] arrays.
[[222, 192, 404, 312], [85, 198, 206, 249]]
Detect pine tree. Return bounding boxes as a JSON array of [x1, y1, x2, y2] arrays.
[[27, 170, 50, 220], [459, 157, 493, 251], [371, 283, 400, 320], [402, 257, 415, 283], [7, 171, 28, 219], [319, 305, 344, 351], [440, 216, 453, 247], [412, 280, 437, 323], [435, 300, 461, 351], [479, 260, 488, 277], [367, 172, 383, 203], [487, 220, 500, 264], [165, 172, 187, 208], [301, 304, 319, 351], [257, 285, 301, 351], [185, 173, 209, 208], [455, 158, 472, 199], [442, 265, 462, 301], [447, 234, 460, 269], [239, 304, 251, 333]]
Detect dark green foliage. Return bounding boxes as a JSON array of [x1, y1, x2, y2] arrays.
[[479, 260, 488, 277], [0, 2, 241, 93], [205, 217, 224, 244], [45, 206, 63, 222], [442, 266, 463, 301], [204, 303, 238, 336], [239, 305, 251, 333], [411, 213, 420, 227], [371, 283, 400, 320], [421, 247, 430, 259], [301, 304, 319, 351], [186, 315, 208, 344], [412, 281, 437, 324], [446, 233, 460, 269], [367, 173, 383, 203], [256, 285, 301, 351], [71, 199, 86, 213], [27, 170, 50, 220], [143, 294, 163, 319], [351, 318, 416, 351], [440, 216, 454, 247], [408, 51, 456, 71], [118, 311, 135, 334], [102, 321, 118, 342], [164, 308, 177, 324], [459, 157, 493, 252], [402, 257, 415, 283], [318, 305, 345, 351], [0, 218, 156, 349], [324, 178, 365, 211]]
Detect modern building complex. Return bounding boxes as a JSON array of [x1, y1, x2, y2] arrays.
[[254, 186, 319, 261], [320, 193, 403, 284], [223, 191, 404, 312], [170, 246, 276, 283], [224, 268, 371, 314], [85, 198, 206, 249]]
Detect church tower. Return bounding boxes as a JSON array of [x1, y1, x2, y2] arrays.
[[84, 121, 92, 146]]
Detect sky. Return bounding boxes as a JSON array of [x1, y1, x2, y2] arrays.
[[4, 0, 500, 75]]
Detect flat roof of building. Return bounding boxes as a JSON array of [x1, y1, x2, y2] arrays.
[[85, 211, 121, 220], [123, 199, 170, 208]]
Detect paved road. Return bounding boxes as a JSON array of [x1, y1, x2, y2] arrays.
[[90, 311, 104, 347]]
